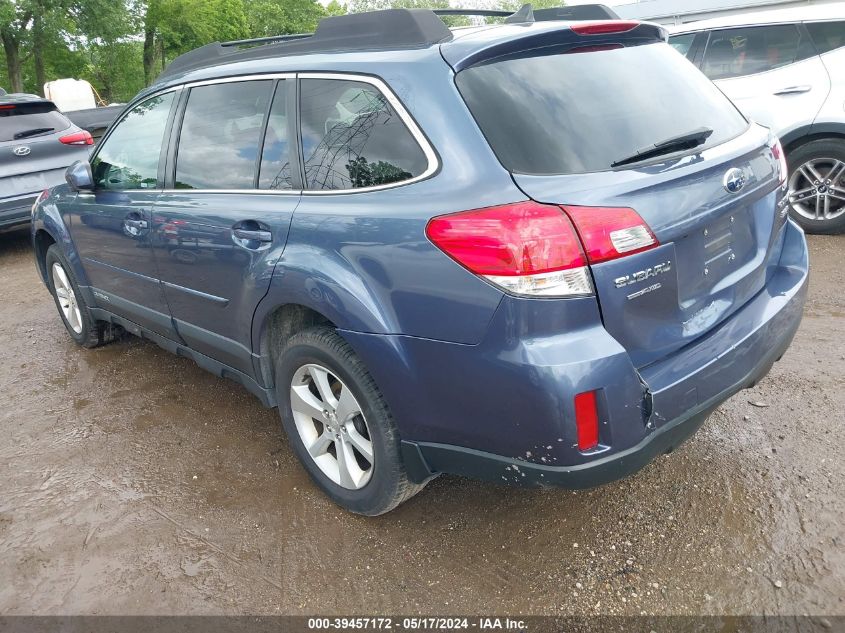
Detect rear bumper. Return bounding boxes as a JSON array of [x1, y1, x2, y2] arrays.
[[0, 195, 34, 229], [401, 325, 785, 487], [344, 220, 809, 487]]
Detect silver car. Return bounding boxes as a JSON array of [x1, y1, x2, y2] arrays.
[[669, 6, 845, 233], [1, 92, 93, 231]]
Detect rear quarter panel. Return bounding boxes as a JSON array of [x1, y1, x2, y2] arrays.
[[251, 50, 527, 349]]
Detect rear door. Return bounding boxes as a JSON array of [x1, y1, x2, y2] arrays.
[[150, 77, 300, 374], [0, 101, 87, 224], [700, 24, 830, 136], [455, 37, 785, 368]]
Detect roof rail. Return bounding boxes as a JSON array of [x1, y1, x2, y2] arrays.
[[220, 33, 312, 48], [159, 9, 452, 81], [157, 4, 621, 82]]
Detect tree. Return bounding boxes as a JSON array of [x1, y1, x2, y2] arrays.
[[142, 0, 249, 84], [324, 0, 345, 17], [244, 0, 328, 37], [347, 0, 468, 27], [0, 0, 36, 93]]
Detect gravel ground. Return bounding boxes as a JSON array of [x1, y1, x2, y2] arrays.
[[0, 226, 842, 616]]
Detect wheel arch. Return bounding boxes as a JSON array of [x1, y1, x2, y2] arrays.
[[33, 228, 57, 285], [782, 123, 845, 155], [255, 303, 339, 390], [32, 193, 89, 287]]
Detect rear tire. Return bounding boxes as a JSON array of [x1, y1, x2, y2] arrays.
[[45, 244, 113, 348], [274, 326, 425, 515], [786, 138, 845, 234]]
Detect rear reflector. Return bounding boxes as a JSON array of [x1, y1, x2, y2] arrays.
[[574, 390, 600, 451], [562, 206, 658, 264], [571, 21, 639, 36], [426, 201, 592, 297], [770, 137, 788, 188], [59, 130, 93, 146]]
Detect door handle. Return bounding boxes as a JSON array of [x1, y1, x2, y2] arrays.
[[233, 228, 272, 242], [123, 216, 148, 237], [774, 85, 811, 96], [125, 219, 148, 230]]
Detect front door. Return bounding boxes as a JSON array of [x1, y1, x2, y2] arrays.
[[150, 77, 300, 374], [64, 89, 179, 338]]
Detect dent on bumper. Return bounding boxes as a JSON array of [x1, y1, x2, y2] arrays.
[[406, 221, 807, 486], [347, 221, 809, 487]]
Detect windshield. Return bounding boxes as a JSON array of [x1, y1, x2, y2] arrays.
[[0, 103, 70, 142], [456, 41, 749, 175]]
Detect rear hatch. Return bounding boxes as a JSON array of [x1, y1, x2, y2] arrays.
[[450, 22, 786, 368], [1, 98, 87, 204]]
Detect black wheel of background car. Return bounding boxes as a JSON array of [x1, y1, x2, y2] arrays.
[[787, 139, 845, 235], [45, 245, 113, 348], [274, 326, 426, 515]]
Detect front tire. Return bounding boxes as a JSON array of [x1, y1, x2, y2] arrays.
[[275, 326, 425, 515], [787, 138, 845, 234], [45, 244, 113, 348]]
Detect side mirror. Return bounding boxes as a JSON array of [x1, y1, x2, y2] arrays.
[[65, 160, 94, 191]]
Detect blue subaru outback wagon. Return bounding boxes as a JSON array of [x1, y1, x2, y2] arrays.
[[31, 5, 809, 514]]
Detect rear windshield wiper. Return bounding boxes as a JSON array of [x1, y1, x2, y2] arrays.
[[611, 127, 714, 168], [12, 127, 55, 140]]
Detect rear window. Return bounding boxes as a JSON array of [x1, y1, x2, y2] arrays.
[[456, 42, 749, 175], [806, 21, 845, 55], [0, 102, 70, 142]]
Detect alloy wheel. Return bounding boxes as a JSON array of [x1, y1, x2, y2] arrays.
[[52, 262, 83, 334], [788, 158, 845, 222], [289, 363, 374, 490]]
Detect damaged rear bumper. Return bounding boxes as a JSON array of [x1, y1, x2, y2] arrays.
[[407, 220, 807, 486]]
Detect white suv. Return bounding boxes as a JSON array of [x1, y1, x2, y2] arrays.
[[669, 6, 845, 234]]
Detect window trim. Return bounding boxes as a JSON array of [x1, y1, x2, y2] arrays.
[[297, 72, 439, 195], [166, 73, 300, 195], [88, 86, 181, 193], [89, 72, 440, 196]]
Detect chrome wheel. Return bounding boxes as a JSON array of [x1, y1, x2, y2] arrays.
[[289, 363, 374, 490], [788, 158, 845, 222], [52, 262, 82, 334]]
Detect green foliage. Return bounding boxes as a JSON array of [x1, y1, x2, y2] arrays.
[[245, 0, 327, 36], [347, 0, 469, 27]]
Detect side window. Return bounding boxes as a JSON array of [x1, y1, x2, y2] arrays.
[[91, 91, 175, 190], [174, 80, 272, 190], [806, 21, 845, 55], [703, 25, 806, 80], [669, 33, 697, 58], [299, 78, 429, 191], [258, 80, 293, 190]]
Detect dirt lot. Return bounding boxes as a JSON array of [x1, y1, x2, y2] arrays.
[[0, 226, 842, 616]]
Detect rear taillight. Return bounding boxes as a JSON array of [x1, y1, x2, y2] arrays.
[[770, 138, 788, 188], [574, 390, 600, 452], [562, 206, 658, 264], [59, 130, 93, 146], [571, 21, 639, 36], [426, 201, 592, 297]]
